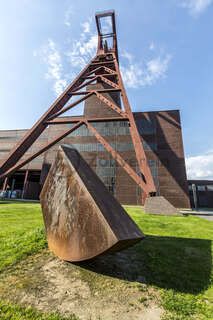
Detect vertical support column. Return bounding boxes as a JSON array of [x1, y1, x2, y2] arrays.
[[142, 192, 147, 206], [112, 53, 156, 202], [192, 183, 198, 210], [22, 170, 29, 199], [10, 178, 16, 198], [2, 177, 8, 191]]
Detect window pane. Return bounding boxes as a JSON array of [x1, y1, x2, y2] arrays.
[[197, 185, 206, 191], [206, 185, 213, 191]]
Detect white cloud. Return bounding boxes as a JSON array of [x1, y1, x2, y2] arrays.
[[186, 151, 213, 179], [66, 19, 97, 70], [120, 50, 171, 89], [81, 20, 91, 33], [35, 17, 171, 94], [146, 56, 171, 82], [36, 39, 67, 96], [149, 42, 155, 51], [64, 6, 74, 27], [66, 22, 171, 89], [121, 50, 134, 62], [179, 0, 213, 16], [35, 18, 98, 96]]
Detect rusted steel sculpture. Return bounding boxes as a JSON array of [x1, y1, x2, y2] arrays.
[[40, 145, 144, 261], [0, 10, 156, 202]]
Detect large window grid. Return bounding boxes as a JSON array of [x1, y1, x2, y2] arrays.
[[67, 119, 156, 137], [96, 157, 116, 195], [136, 159, 159, 191], [68, 141, 156, 152], [67, 121, 130, 137], [148, 160, 158, 178]]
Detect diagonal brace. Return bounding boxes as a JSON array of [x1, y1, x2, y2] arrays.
[[95, 92, 127, 117], [0, 122, 84, 181], [85, 121, 149, 194]]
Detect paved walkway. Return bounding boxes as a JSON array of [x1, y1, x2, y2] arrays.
[[195, 214, 213, 221], [180, 209, 213, 221]]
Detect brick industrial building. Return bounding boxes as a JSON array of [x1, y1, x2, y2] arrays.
[[0, 85, 190, 208]]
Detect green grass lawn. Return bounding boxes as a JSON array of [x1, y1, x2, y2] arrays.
[[0, 201, 46, 272], [126, 206, 213, 319], [0, 201, 212, 319], [0, 301, 78, 320]]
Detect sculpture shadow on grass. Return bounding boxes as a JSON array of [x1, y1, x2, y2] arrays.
[[77, 235, 212, 294]]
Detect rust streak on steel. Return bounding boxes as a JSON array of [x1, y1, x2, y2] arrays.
[[99, 75, 119, 89], [95, 91, 127, 118], [103, 66, 117, 74]]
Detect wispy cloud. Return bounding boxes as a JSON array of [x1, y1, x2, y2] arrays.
[[186, 150, 213, 179], [35, 18, 171, 95], [81, 19, 91, 33], [34, 39, 67, 96], [66, 18, 97, 70], [64, 6, 74, 27], [149, 42, 155, 51], [66, 24, 171, 89], [66, 34, 97, 70], [179, 0, 213, 16], [35, 18, 98, 97], [120, 49, 171, 89]]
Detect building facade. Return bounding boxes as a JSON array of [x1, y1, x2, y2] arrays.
[[188, 180, 213, 208], [0, 88, 190, 208]]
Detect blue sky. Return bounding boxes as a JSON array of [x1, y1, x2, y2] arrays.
[[0, 0, 213, 179]]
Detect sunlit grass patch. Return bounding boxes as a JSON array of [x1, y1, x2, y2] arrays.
[[0, 202, 46, 272]]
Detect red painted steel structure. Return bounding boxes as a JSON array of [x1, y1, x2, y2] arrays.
[[0, 11, 156, 200]]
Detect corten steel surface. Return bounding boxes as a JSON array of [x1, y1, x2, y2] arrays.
[[0, 10, 156, 201], [40, 145, 144, 262]]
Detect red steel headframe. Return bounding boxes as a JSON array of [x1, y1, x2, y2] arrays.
[[0, 10, 156, 200]]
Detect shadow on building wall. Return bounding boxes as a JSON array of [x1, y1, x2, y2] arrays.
[[140, 111, 190, 208]]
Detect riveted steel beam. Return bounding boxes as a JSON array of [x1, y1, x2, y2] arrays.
[[95, 91, 127, 117]]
